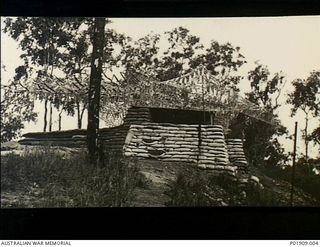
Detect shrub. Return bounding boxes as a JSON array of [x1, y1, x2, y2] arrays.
[[166, 170, 221, 206], [166, 169, 281, 207]]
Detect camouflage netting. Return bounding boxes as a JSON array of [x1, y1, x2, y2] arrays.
[[121, 66, 275, 127]]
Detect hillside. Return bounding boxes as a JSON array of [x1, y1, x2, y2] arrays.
[[1, 143, 319, 207], [130, 160, 318, 207]]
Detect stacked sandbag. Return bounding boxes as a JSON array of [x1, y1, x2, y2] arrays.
[[18, 130, 87, 147], [18, 123, 131, 150], [198, 164, 238, 180], [99, 125, 130, 152], [249, 175, 264, 189], [198, 125, 230, 167], [18, 126, 127, 149], [18, 137, 87, 147], [122, 107, 152, 127], [123, 123, 237, 177], [226, 139, 248, 172], [22, 129, 87, 139], [101, 106, 152, 152]]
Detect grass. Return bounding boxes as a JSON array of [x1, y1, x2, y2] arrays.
[[2, 145, 317, 207], [1, 146, 142, 207]]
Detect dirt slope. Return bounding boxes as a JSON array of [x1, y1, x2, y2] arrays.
[[131, 161, 189, 207], [131, 160, 318, 207]]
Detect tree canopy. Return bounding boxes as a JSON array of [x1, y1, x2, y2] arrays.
[[287, 70, 320, 160]]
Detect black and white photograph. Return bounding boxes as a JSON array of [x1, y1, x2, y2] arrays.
[[1, 16, 319, 208]]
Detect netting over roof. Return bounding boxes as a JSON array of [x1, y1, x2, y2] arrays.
[[121, 66, 276, 125], [8, 65, 275, 126]]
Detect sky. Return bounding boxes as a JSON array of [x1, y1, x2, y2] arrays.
[[1, 16, 320, 157]]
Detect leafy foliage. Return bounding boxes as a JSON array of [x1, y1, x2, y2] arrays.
[[287, 71, 320, 153], [117, 26, 246, 86], [192, 40, 246, 91], [1, 79, 37, 142], [288, 71, 320, 117], [3, 17, 88, 131], [309, 127, 320, 146], [247, 65, 285, 110], [229, 64, 288, 166], [118, 33, 160, 76], [157, 27, 203, 80]]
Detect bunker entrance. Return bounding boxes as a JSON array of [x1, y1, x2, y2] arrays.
[[149, 107, 213, 125]]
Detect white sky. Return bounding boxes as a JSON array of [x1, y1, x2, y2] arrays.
[[1, 16, 320, 158]]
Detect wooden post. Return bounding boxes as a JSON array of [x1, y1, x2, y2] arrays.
[[290, 121, 298, 207], [58, 107, 63, 131], [210, 112, 214, 125], [202, 74, 206, 124], [77, 101, 81, 129], [197, 124, 202, 165], [43, 99, 48, 132], [49, 102, 53, 132], [305, 113, 309, 163]]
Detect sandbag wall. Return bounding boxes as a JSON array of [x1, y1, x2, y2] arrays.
[[123, 107, 152, 127], [123, 123, 237, 177], [18, 129, 87, 147], [99, 125, 129, 153], [17, 107, 151, 149], [226, 139, 248, 172], [18, 126, 129, 151], [102, 107, 152, 153]]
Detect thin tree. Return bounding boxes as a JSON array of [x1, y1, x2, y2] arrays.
[[288, 71, 320, 164], [87, 17, 106, 164]]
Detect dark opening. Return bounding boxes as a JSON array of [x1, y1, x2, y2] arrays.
[[149, 107, 213, 124]]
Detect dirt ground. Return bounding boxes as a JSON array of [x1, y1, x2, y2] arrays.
[[131, 161, 191, 207]]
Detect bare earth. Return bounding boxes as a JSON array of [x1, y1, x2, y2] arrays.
[[131, 161, 188, 207]]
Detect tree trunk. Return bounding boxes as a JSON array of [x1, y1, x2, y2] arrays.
[[49, 102, 53, 132], [302, 111, 309, 161], [43, 99, 48, 132], [80, 103, 86, 129], [305, 115, 308, 161], [87, 17, 106, 165], [77, 102, 86, 129], [304, 112, 310, 174], [58, 108, 63, 131], [76, 101, 81, 129]]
